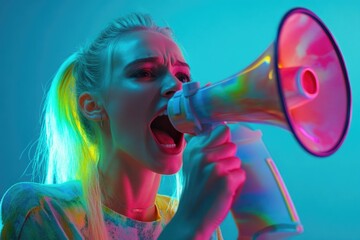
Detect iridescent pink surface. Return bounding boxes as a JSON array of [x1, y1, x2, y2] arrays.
[[276, 8, 351, 156]]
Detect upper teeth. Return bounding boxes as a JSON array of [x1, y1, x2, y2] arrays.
[[159, 109, 168, 116]]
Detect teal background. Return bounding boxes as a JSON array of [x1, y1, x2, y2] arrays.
[[0, 0, 359, 239]]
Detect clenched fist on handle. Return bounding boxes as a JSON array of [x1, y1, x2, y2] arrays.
[[160, 125, 246, 240]]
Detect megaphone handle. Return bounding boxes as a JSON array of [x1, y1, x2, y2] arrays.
[[229, 124, 303, 239], [194, 122, 226, 135]]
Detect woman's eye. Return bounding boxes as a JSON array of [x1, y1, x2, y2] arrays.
[[176, 72, 191, 83], [132, 69, 156, 79]]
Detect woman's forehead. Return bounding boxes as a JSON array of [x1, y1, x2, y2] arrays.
[[112, 30, 185, 68]]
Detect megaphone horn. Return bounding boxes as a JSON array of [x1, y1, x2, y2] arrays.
[[168, 8, 351, 157]]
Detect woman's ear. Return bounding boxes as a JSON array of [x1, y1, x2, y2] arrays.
[[78, 92, 107, 122]]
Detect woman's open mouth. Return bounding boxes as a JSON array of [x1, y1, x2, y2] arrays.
[[150, 109, 184, 154]]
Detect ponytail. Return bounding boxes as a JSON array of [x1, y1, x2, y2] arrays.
[[33, 53, 108, 239]]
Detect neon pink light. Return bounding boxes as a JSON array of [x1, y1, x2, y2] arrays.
[[266, 158, 300, 223]]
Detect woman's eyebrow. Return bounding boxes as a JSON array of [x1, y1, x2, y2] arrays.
[[122, 57, 157, 73], [124, 57, 190, 71], [174, 60, 190, 69]]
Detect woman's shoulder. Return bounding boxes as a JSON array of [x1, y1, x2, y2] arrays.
[[1, 180, 82, 238], [1, 180, 81, 210]]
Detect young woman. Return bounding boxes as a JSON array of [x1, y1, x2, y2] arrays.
[[0, 14, 246, 239]]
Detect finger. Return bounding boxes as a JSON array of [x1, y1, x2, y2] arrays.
[[203, 156, 241, 178], [228, 168, 246, 195], [204, 124, 231, 148], [204, 142, 238, 161], [217, 157, 242, 175]]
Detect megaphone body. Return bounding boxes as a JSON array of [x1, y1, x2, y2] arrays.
[[168, 45, 318, 130], [168, 8, 351, 157], [167, 7, 351, 239]]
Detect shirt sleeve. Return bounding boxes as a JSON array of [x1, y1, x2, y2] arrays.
[[18, 206, 83, 240], [1, 182, 84, 240], [1, 183, 37, 239]]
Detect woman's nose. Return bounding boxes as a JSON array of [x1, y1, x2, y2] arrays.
[[161, 73, 182, 98]]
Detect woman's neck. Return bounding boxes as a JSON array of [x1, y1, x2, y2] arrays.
[[98, 149, 161, 222]]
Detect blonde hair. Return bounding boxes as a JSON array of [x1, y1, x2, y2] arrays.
[[33, 13, 183, 239]]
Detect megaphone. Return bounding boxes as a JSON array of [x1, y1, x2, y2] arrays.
[[168, 8, 351, 157]]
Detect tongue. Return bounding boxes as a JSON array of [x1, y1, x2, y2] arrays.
[[153, 129, 175, 144]]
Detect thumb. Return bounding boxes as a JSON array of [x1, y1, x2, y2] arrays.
[[184, 134, 195, 143]]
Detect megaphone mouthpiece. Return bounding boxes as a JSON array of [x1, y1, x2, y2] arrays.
[[280, 66, 319, 109]]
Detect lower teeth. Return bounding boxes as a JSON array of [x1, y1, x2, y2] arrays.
[[161, 144, 176, 148]]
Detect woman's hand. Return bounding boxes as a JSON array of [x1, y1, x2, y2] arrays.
[[164, 124, 246, 239]]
